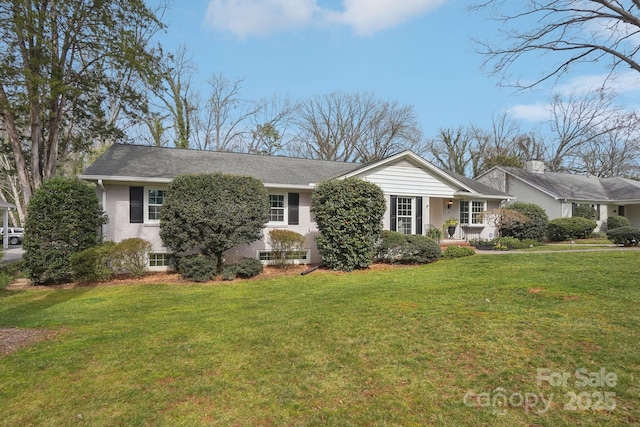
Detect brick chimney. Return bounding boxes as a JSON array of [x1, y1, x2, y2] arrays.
[[525, 160, 545, 174]]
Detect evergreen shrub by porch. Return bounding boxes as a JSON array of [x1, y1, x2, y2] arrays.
[[607, 226, 640, 246], [546, 217, 597, 241], [501, 202, 548, 241], [607, 215, 630, 230], [311, 178, 386, 271], [374, 231, 442, 264], [23, 177, 107, 284]]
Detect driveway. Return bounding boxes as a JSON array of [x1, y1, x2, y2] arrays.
[[2, 246, 24, 264]]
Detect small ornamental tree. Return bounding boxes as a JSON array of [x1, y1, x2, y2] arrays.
[[23, 177, 107, 284], [160, 173, 269, 274], [481, 208, 530, 247], [501, 202, 549, 242], [311, 178, 386, 271]]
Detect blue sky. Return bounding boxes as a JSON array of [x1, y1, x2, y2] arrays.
[[154, 0, 640, 139]]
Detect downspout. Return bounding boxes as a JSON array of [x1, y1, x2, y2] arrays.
[[98, 179, 107, 241]]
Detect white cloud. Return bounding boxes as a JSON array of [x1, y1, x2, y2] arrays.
[[204, 0, 446, 38], [326, 0, 447, 36], [506, 103, 551, 123], [556, 71, 640, 96], [205, 0, 318, 39]]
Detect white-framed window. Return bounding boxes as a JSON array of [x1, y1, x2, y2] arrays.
[[268, 194, 286, 223], [396, 197, 414, 235], [146, 188, 166, 222], [258, 249, 310, 264], [149, 253, 171, 267], [460, 200, 486, 225]]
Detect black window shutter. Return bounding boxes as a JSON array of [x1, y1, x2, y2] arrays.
[[288, 193, 299, 225], [390, 195, 397, 232], [415, 197, 423, 235], [130, 186, 144, 223]]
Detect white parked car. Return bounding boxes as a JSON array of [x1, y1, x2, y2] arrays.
[[0, 227, 24, 245]]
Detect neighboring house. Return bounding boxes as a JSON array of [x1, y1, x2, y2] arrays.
[[80, 144, 511, 269], [0, 199, 15, 250], [476, 160, 640, 231]]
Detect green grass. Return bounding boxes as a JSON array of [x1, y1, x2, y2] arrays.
[[1, 252, 640, 426]]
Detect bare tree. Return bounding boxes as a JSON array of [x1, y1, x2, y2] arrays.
[[426, 126, 481, 176], [474, 1, 640, 88], [293, 92, 421, 162], [545, 91, 623, 172], [247, 95, 297, 155], [193, 73, 261, 152], [149, 45, 198, 149], [580, 112, 640, 177]]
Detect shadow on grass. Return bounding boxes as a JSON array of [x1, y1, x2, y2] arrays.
[[0, 285, 95, 326]]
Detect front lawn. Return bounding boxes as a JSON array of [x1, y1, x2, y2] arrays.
[[1, 252, 639, 426]]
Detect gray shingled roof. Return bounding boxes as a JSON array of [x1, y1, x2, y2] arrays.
[[447, 170, 512, 198], [502, 166, 640, 202], [81, 144, 362, 186]]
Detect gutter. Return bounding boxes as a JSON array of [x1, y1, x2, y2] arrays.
[[97, 179, 107, 241]]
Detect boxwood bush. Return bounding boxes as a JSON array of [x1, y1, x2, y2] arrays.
[[607, 215, 630, 230], [607, 226, 640, 246], [500, 202, 549, 241], [179, 256, 217, 282], [546, 217, 597, 241], [312, 178, 386, 271], [375, 231, 441, 264]]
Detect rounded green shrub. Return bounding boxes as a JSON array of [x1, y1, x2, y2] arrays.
[[374, 232, 441, 264], [179, 256, 217, 282], [607, 215, 630, 230], [573, 205, 597, 220], [443, 246, 475, 259], [312, 178, 386, 271], [374, 230, 407, 262], [114, 238, 152, 277], [546, 217, 597, 241], [69, 242, 117, 282], [501, 202, 549, 241], [221, 264, 238, 281], [234, 258, 264, 278], [607, 226, 640, 246], [23, 177, 107, 284], [160, 173, 269, 274]]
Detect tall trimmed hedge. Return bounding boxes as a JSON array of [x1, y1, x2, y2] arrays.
[[23, 177, 107, 284], [160, 173, 269, 274], [500, 202, 549, 241], [311, 178, 386, 271], [546, 217, 597, 241]]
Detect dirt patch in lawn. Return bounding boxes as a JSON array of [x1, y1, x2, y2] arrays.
[[0, 328, 59, 356]]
